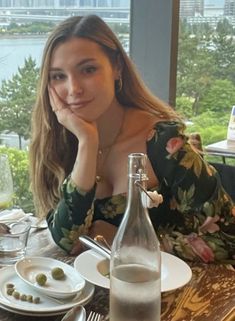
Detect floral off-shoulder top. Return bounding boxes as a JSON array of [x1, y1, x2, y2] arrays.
[[47, 121, 235, 263]]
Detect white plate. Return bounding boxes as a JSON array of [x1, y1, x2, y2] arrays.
[[0, 302, 71, 317], [74, 250, 192, 292], [0, 265, 94, 316], [15, 257, 86, 299]]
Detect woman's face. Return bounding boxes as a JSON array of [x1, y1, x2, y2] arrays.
[[48, 37, 119, 122]]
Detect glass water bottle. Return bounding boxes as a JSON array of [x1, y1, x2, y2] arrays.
[[109, 153, 161, 321]]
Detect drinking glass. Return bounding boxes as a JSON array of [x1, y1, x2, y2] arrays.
[[0, 154, 14, 210], [0, 220, 31, 265]]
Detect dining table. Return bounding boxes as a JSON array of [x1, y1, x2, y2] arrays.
[[205, 139, 235, 163], [0, 225, 235, 321]]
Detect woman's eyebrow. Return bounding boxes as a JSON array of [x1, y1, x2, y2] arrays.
[[49, 67, 62, 72], [77, 58, 96, 66], [49, 58, 96, 71]]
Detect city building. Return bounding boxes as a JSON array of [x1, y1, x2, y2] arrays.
[[204, 0, 224, 16], [224, 0, 235, 15], [180, 0, 235, 27], [180, 0, 204, 17], [0, 0, 129, 7]]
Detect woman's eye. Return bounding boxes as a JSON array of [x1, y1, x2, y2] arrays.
[[49, 73, 65, 81], [82, 66, 97, 74]]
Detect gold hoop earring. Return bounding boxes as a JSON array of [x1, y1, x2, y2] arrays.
[[116, 76, 123, 93]]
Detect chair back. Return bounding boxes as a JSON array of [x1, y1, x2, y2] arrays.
[[210, 162, 235, 202]]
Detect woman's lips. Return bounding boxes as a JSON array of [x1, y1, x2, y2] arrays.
[[68, 99, 93, 109]]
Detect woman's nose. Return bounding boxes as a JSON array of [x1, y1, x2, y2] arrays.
[[68, 77, 83, 96]]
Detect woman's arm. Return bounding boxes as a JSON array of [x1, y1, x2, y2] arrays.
[[46, 176, 96, 253], [47, 86, 100, 253], [147, 121, 235, 263]]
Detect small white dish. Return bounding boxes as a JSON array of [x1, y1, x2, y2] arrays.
[[0, 265, 94, 316], [15, 257, 86, 299], [74, 250, 192, 292]]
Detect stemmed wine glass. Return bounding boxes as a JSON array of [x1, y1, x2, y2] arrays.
[[0, 154, 14, 210]]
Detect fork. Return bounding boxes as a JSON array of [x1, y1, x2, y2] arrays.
[[87, 311, 103, 321]]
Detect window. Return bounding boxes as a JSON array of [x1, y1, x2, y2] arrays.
[[177, 0, 235, 147]]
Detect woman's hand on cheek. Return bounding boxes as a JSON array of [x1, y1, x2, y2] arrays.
[[48, 85, 75, 130], [48, 85, 97, 140], [48, 85, 67, 114]]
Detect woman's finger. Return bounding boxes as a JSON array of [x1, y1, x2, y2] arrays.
[[48, 85, 66, 112], [70, 240, 85, 255]]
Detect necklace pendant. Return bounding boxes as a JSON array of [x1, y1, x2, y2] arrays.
[[96, 175, 102, 183]]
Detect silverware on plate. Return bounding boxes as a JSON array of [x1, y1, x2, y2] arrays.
[[61, 305, 86, 321], [79, 235, 111, 259], [94, 235, 111, 251], [87, 311, 104, 321]]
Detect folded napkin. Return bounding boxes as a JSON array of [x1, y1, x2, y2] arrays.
[[141, 190, 163, 208], [0, 208, 32, 222]]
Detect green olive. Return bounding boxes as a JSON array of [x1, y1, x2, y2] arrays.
[[20, 294, 27, 301], [6, 283, 15, 289], [6, 288, 15, 295], [33, 296, 40, 304], [13, 291, 20, 299], [26, 294, 33, 303], [51, 267, 65, 280], [35, 273, 47, 286]]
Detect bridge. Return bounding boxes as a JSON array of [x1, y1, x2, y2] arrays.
[[0, 13, 129, 24], [0, 7, 130, 24], [0, 7, 129, 12]]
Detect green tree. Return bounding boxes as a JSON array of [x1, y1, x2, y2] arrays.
[[177, 20, 215, 116], [177, 19, 235, 149], [212, 19, 235, 83], [176, 96, 193, 119], [0, 56, 39, 149], [199, 79, 235, 114]]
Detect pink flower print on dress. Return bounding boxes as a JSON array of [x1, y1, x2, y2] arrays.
[[187, 233, 215, 263], [166, 137, 184, 155], [200, 215, 220, 233]]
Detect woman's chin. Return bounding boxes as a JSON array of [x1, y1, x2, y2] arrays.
[[72, 109, 98, 122]]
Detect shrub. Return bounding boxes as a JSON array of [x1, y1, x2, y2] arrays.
[[185, 111, 229, 145], [0, 146, 34, 213]]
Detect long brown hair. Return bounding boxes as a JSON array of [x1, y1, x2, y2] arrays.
[[29, 15, 180, 217]]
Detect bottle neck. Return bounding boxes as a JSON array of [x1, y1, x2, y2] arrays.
[[125, 153, 148, 215], [127, 177, 146, 207]]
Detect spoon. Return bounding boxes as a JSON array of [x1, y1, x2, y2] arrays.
[[61, 305, 86, 321], [0, 220, 47, 235], [79, 235, 111, 259], [94, 235, 112, 251], [30, 220, 48, 230], [0, 222, 10, 234]]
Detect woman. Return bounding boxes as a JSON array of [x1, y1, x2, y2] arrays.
[[29, 15, 235, 263]]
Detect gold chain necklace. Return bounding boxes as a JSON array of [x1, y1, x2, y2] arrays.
[[95, 148, 113, 183], [96, 113, 125, 184]]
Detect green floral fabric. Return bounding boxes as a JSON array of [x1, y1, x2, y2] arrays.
[[47, 121, 235, 263]]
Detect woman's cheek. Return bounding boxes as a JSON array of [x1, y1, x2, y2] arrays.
[[55, 85, 68, 101]]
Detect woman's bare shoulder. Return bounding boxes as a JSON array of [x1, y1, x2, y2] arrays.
[[122, 108, 165, 142], [125, 108, 164, 127]]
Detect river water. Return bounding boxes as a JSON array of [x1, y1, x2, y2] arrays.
[[0, 37, 47, 86]]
